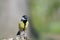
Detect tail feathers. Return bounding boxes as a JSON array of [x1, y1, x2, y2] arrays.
[[17, 31, 20, 35]]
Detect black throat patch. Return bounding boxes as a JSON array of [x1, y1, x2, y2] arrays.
[[23, 20, 27, 31]]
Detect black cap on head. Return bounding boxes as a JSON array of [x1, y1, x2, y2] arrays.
[[23, 15, 27, 19], [21, 15, 28, 20]]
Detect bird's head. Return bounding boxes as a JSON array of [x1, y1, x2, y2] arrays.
[[21, 15, 28, 21]]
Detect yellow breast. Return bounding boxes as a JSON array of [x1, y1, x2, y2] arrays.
[[19, 21, 29, 31]]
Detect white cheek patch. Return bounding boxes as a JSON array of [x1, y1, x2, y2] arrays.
[[21, 17, 26, 20]]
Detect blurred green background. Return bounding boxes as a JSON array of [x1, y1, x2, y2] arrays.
[[30, 0, 60, 40]]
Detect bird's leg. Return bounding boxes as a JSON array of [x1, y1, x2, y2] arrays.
[[20, 31, 25, 40], [24, 31, 28, 40]]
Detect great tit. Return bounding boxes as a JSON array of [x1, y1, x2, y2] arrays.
[[17, 15, 29, 35]]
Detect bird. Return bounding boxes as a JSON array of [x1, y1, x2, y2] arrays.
[[17, 15, 29, 36]]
